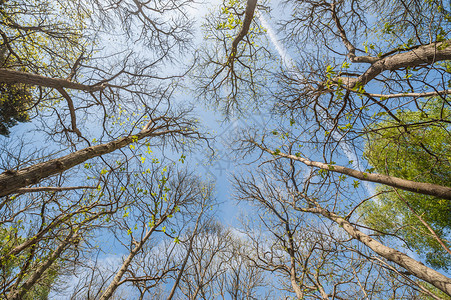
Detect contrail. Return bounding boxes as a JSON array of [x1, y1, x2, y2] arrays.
[[256, 12, 295, 69]]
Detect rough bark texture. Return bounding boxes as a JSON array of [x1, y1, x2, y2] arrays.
[[289, 256, 303, 299], [286, 224, 303, 299], [307, 206, 451, 296], [0, 129, 173, 197], [253, 142, 451, 200], [0, 68, 104, 92], [337, 41, 451, 88], [15, 186, 96, 193]]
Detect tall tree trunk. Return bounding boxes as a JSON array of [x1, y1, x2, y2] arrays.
[[99, 214, 170, 300], [289, 256, 304, 299], [252, 142, 451, 200], [0, 126, 184, 197], [0, 68, 104, 92], [7, 232, 78, 300], [303, 206, 451, 295]]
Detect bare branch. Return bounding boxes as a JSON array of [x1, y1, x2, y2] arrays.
[[330, 2, 378, 64], [15, 186, 96, 193], [57, 87, 82, 137]]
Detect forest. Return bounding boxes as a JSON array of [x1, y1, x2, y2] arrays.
[[0, 0, 450, 299]]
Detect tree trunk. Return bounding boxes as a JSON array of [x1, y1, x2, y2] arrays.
[[0, 68, 104, 92], [7, 232, 78, 300], [99, 216, 168, 299], [306, 206, 451, 296], [289, 257, 304, 299], [337, 41, 451, 88], [253, 142, 451, 200], [0, 128, 175, 197]]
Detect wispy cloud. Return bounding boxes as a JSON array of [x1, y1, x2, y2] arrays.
[[256, 12, 295, 69]]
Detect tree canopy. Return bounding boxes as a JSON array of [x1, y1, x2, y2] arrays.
[[362, 97, 451, 270], [0, 0, 450, 299]]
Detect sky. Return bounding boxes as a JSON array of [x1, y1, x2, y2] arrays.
[[5, 0, 449, 298]]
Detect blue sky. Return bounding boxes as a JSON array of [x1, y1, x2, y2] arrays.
[[3, 0, 450, 298]]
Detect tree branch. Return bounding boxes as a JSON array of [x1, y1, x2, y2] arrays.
[[335, 41, 451, 88], [0, 118, 199, 197], [330, 2, 378, 64], [57, 87, 82, 137], [0, 68, 105, 92], [363, 89, 451, 99], [99, 216, 167, 300], [15, 186, 96, 193], [227, 0, 257, 63], [7, 232, 79, 300], [392, 188, 451, 256], [298, 204, 451, 296], [250, 140, 451, 200]]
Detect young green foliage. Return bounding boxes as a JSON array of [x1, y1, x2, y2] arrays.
[[361, 98, 451, 270]]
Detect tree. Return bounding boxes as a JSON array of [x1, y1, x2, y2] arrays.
[[0, 0, 196, 143], [0, 112, 202, 197], [0, 81, 32, 136], [196, 0, 451, 297], [0, 226, 58, 299], [172, 220, 272, 299], [0, 44, 33, 136], [232, 160, 439, 299], [97, 166, 214, 300], [361, 97, 451, 270], [1, 159, 214, 299], [1, 0, 451, 298], [0, 0, 206, 299], [194, 0, 272, 115]]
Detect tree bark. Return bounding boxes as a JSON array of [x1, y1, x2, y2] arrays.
[[252, 142, 451, 200], [15, 186, 96, 193], [303, 206, 451, 296], [0, 127, 181, 197], [0, 68, 104, 92], [289, 256, 304, 299], [336, 41, 451, 88]]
